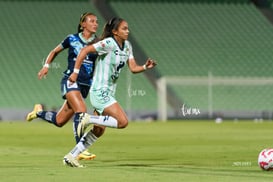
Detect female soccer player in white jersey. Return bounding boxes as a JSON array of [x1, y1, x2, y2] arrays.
[[26, 12, 103, 160], [63, 17, 157, 167]]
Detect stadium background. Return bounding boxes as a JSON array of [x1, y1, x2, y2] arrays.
[[1, 0, 273, 121]]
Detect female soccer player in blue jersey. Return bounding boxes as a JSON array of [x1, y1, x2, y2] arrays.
[[26, 12, 102, 160], [63, 17, 157, 167]]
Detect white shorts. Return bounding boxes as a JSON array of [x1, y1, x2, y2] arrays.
[[89, 88, 117, 114]]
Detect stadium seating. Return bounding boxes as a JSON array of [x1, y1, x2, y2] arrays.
[[0, 0, 103, 110], [109, 0, 273, 116], [1, 0, 273, 119]]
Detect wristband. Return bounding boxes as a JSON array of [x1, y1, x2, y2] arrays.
[[43, 63, 49, 68], [143, 64, 147, 70], [73, 68, 80, 74]]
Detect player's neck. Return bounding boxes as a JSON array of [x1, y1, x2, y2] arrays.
[[82, 31, 94, 40], [113, 36, 125, 48]]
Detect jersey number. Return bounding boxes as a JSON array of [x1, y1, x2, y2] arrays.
[[111, 61, 125, 80]]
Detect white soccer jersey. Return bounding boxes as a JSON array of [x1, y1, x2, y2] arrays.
[[91, 37, 134, 95]]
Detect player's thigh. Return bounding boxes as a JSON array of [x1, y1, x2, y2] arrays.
[[61, 77, 87, 113], [66, 90, 87, 113], [90, 88, 128, 127], [55, 100, 74, 126], [103, 102, 128, 127]]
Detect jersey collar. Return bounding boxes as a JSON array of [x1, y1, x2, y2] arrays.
[[79, 32, 96, 44], [112, 36, 125, 51]]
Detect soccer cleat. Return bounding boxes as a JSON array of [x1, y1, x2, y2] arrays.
[[77, 113, 91, 138], [63, 153, 84, 168], [77, 150, 96, 161], [26, 104, 43, 121]]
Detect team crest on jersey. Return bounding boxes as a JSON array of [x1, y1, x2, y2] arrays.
[[100, 42, 105, 48]]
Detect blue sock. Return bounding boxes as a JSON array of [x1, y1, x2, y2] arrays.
[[73, 112, 82, 143], [37, 111, 60, 127]]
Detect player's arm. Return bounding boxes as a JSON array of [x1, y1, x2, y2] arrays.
[[38, 45, 63, 79], [127, 58, 157, 74], [69, 45, 97, 83]]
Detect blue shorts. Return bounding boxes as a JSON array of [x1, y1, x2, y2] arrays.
[[90, 88, 117, 114], [61, 77, 90, 99]]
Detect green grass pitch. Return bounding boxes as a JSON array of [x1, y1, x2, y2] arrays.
[[0, 120, 273, 182]]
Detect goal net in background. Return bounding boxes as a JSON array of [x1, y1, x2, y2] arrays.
[[157, 74, 273, 121]]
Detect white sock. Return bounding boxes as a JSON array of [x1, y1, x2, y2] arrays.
[[88, 115, 118, 128], [70, 130, 98, 158]]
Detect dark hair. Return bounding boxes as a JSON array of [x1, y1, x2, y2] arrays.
[[77, 12, 96, 33], [100, 17, 124, 39]]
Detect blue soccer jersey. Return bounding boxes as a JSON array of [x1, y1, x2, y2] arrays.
[[61, 33, 97, 86]]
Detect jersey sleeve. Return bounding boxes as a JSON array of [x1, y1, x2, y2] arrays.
[[93, 38, 114, 55], [60, 34, 72, 49]]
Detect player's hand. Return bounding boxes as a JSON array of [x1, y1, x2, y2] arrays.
[[145, 58, 157, 69], [68, 72, 78, 85], [38, 67, 49, 79]]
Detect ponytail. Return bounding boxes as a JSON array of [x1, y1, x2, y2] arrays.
[[77, 24, 82, 33]]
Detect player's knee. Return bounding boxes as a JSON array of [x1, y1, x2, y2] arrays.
[[55, 118, 68, 127], [118, 118, 128, 128], [55, 122, 64, 127]]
